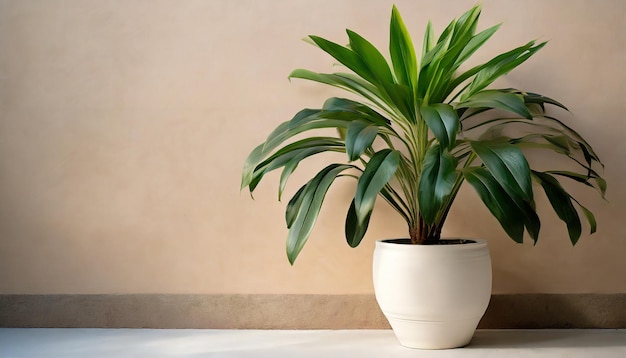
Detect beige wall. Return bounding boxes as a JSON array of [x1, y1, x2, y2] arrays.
[[0, 0, 624, 295]]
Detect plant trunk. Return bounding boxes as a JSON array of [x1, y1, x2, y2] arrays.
[[409, 216, 441, 245]]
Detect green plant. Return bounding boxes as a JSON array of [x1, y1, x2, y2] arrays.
[[241, 5, 605, 264]]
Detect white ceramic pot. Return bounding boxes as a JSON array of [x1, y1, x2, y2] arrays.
[[373, 238, 492, 349]]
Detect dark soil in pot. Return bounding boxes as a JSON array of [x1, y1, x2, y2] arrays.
[[383, 238, 477, 245]]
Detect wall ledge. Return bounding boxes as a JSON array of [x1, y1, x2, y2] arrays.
[[1, 294, 624, 329]]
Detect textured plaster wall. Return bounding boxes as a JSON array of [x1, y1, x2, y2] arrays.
[[0, 0, 624, 295]]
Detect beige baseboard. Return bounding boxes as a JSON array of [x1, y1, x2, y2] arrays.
[[1, 294, 624, 329]]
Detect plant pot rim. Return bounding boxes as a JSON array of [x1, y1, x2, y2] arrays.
[[376, 236, 487, 246], [376, 238, 488, 250]]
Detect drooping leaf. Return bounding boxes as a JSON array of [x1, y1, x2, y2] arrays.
[[547, 170, 607, 198], [322, 97, 390, 126], [578, 204, 597, 235], [345, 120, 378, 161], [289, 69, 384, 108], [418, 145, 458, 224], [279, 146, 343, 200], [532, 171, 582, 245], [457, 90, 532, 119], [241, 109, 350, 191], [354, 149, 401, 223], [379, 185, 411, 223], [286, 182, 309, 229], [470, 141, 533, 201], [420, 104, 459, 150], [286, 164, 354, 264], [512, 90, 569, 111], [251, 139, 344, 194], [345, 199, 372, 248], [463, 167, 525, 243]]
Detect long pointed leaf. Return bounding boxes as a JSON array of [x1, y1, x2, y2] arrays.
[[289, 69, 383, 106], [458, 90, 532, 119], [470, 141, 533, 201], [577, 203, 597, 235], [418, 145, 458, 224], [453, 24, 501, 70], [345, 199, 372, 248], [322, 97, 390, 126], [463, 41, 547, 99], [286, 164, 354, 264], [345, 120, 378, 161], [308, 35, 376, 84], [354, 149, 401, 223], [422, 20, 434, 59], [286, 183, 309, 229], [279, 146, 344, 200], [464, 167, 525, 243], [420, 104, 459, 150], [547, 170, 606, 198], [390, 5, 418, 93], [533, 171, 582, 245], [347, 29, 394, 84]]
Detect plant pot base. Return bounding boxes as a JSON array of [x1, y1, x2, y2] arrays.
[[387, 316, 480, 349]]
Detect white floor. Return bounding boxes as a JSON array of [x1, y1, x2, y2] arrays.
[[0, 329, 625, 357]]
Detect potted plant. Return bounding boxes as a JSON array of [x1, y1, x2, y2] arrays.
[[241, 5, 605, 349]]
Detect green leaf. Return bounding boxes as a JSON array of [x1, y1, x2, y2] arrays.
[[308, 35, 376, 84], [243, 111, 323, 189], [419, 32, 453, 99], [453, 24, 501, 69], [242, 114, 347, 192], [322, 97, 390, 126], [533, 171, 582, 245], [286, 183, 309, 229], [286, 164, 354, 264], [289, 69, 383, 106], [547, 170, 607, 198], [345, 199, 372, 248], [516, 90, 569, 111], [463, 167, 525, 243], [379, 185, 411, 223], [345, 120, 378, 161], [279, 146, 343, 200], [390, 5, 418, 93], [418, 145, 458, 224], [458, 90, 532, 119], [578, 204, 597, 235], [251, 140, 343, 194], [242, 121, 291, 191], [451, 5, 481, 43], [422, 20, 434, 59], [347, 29, 394, 84], [451, 41, 545, 100], [470, 141, 533, 201], [354, 149, 401, 223], [463, 41, 547, 99], [420, 104, 459, 150]]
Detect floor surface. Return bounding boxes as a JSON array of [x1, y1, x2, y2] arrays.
[[0, 329, 625, 357]]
